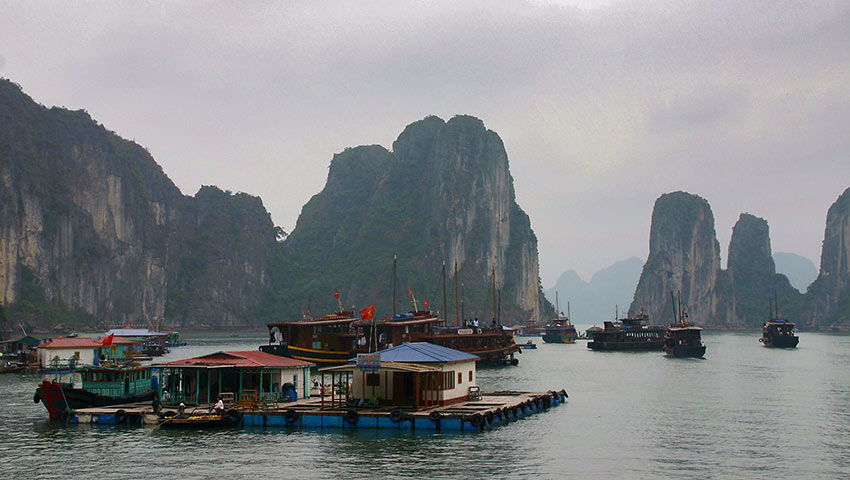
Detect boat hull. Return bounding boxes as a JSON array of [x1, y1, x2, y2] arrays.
[[664, 345, 706, 358], [761, 335, 799, 348], [34, 380, 156, 420], [542, 334, 576, 344], [587, 339, 665, 351], [259, 344, 357, 366]]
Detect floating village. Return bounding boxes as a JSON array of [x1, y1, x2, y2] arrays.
[[1, 280, 802, 434]]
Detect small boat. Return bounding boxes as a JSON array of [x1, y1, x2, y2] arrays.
[[583, 326, 603, 341], [0, 363, 24, 373], [34, 365, 157, 420], [542, 294, 577, 344], [663, 292, 705, 358], [760, 295, 799, 348], [158, 409, 242, 428], [521, 340, 537, 349]]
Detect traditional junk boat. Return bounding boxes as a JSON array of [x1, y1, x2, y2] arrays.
[[34, 365, 157, 420], [542, 293, 577, 344], [261, 309, 370, 366], [663, 292, 706, 358], [760, 295, 799, 348], [586, 311, 666, 351]]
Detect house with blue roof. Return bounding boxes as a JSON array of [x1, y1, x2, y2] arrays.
[[319, 342, 480, 410]]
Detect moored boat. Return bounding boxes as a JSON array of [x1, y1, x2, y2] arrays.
[[34, 365, 157, 420], [542, 294, 577, 344], [663, 292, 706, 358], [587, 313, 666, 351], [158, 409, 242, 428], [260, 310, 369, 366]]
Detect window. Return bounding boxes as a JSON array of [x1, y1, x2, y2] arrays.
[[366, 373, 380, 387], [468, 370, 473, 382], [443, 371, 455, 390], [312, 341, 322, 349], [458, 372, 463, 384]]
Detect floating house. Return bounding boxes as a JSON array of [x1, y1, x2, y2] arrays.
[[1, 335, 40, 364], [154, 351, 314, 406], [37, 336, 137, 368], [319, 342, 479, 410], [105, 328, 169, 355]]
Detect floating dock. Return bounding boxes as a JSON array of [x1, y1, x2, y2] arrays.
[[70, 389, 567, 432]]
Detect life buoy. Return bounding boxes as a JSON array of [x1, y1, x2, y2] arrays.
[[469, 413, 483, 427], [344, 409, 359, 425], [285, 409, 299, 424], [758, 338, 764, 343], [390, 409, 404, 422], [560, 389, 568, 399], [512, 406, 519, 417], [485, 411, 495, 424], [33, 391, 41, 404], [429, 411, 442, 422], [114, 409, 127, 424]]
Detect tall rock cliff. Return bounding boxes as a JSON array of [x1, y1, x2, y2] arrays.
[[724, 213, 802, 327], [274, 115, 552, 323], [0, 79, 276, 329], [807, 187, 850, 328], [629, 192, 723, 325]]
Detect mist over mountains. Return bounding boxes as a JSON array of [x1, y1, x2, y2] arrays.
[[544, 257, 642, 323], [773, 252, 818, 292]]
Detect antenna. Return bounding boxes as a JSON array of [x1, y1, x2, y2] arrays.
[[392, 255, 397, 316]]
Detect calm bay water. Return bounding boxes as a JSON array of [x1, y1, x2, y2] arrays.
[[2, 329, 849, 479]]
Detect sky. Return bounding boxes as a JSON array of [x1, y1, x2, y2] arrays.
[[1, 0, 848, 287]]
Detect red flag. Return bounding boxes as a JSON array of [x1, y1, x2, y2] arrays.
[[334, 289, 339, 299], [423, 300, 429, 307], [408, 288, 413, 298], [101, 333, 114, 347], [360, 304, 375, 321]]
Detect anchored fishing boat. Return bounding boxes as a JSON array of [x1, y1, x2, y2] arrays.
[[760, 294, 799, 348], [663, 292, 706, 358], [542, 293, 577, 344]]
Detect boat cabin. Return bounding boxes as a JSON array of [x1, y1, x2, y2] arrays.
[[154, 350, 314, 406], [318, 342, 479, 410], [377, 311, 442, 347], [262, 312, 370, 364], [106, 328, 169, 356]]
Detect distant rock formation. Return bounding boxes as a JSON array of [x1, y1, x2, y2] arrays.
[[773, 252, 818, 293], [629, 192, 821, 329], [628, 192, 722, 325], [545, 257, 642, 323], [0, 79, 277, 330], [274, 115, 552, 323], [807, 187, 850, 328], [724, 213, 802, 327]]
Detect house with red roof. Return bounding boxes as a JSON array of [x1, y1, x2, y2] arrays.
[[37, 336, 137, 368], [154, 351, 314, 406]]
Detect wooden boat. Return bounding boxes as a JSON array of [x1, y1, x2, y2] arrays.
[[760, 319, 799, 348], [760, 294, 799, 348], [521, 340, 537, 349], [583, 326, 603, 341], [34, 365, 157, 420], [260, 311, 370, 366], [158, 409, 242, 428], [542, 294, 577, 344], [663, 292, 706, 358], [587, 314, 666, 351]]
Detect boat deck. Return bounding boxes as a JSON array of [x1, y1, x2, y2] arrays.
[[71, 389, 567, 432]]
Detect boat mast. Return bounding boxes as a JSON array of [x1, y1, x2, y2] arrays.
[[567, 301, 571, 323], [392, 255, 397, 316], [498, 289, 501, 326], [442, 261, 448, 322], [492, 264, 497, 325], [677, 290, 682, 323], [670, 291, 678, 324], [774, 289, 779, 319], [454, 260, 460, 326], [555, 291, 560, 320]]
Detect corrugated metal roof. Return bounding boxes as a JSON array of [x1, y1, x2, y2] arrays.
[[368, 342, 479, 364], [155, 350, 314, 368], [105, 328, 167, 337]]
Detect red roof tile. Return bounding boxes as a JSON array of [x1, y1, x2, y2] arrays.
[[156, 350, 314, 368]]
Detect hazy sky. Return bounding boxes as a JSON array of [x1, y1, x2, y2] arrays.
[[1, 0, 848, 286]]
